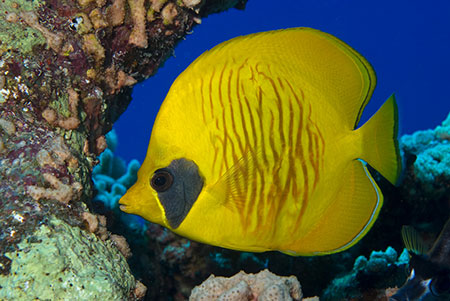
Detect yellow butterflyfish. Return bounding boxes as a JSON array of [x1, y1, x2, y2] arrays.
[[119, 28, 402, 255]]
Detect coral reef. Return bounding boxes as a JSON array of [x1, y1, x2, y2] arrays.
[[322, 247, 409, 300], [190, 269, 303, 301], [367, 111, 450, 258], [400, 112, 450, 197], [0, 0, 247, 298]]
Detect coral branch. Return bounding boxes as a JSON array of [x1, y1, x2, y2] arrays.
[[27, 173, 82, 204], [128, 0, 148, 48], [162, 3, 178, 25], [83, 33, 105, 64], [107, 0, 126, 26]]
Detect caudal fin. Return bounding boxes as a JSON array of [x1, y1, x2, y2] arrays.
[[359, 94, 401, 185]]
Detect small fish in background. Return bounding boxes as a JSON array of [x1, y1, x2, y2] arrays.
[[119, 28, 402, 255], [390, 217, 450, 300]]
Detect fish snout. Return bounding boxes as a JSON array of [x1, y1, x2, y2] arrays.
[[118, 195, 131, 213], [118, 183, 165, 225]]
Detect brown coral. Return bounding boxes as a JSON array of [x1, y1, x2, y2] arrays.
[[89, 8, 108, 29], [134, 281, 148, 299], [42, 89, 81, 130], [95, 135, 107, 154], [36, 136, 78, 170], [42, 108, 58, 124], [27, 173, 82, 204], [83, 33, 106, 64], [106, 0, 126, 26], [57, 116, 80, 130], [97, 215, 109, 240], [162, 3, 178, 25], [182, 0, 203, 9], [128, 0, 148, 48], [27, 136, 82, 204], [104, 66, 137, 94], [110, 234, 132, 259], [82, 211, 99, 233], [78, 0, 94, 8], [150, 0, 168, 12]]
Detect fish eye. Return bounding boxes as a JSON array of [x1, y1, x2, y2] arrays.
[[430, 274, 450, 296], [150, 169, 173, 192]]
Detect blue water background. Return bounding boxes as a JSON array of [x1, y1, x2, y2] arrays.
[[114, 0, 450, 163]]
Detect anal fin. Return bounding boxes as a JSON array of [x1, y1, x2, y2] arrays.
[[296, 159, 383, 255]]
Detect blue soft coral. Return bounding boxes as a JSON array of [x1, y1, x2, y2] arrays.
[[400, 112, 450, 184], [322, 247, 409, 300], [92, 130, 146, 232]]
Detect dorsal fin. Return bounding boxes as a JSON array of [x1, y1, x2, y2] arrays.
[[185, 28, 376, 130], [401, 225, 429, 255]]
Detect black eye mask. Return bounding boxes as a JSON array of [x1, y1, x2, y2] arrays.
[[151, 158, 204, 229]]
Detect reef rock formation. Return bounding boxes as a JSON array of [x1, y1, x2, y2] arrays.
[[190, 269, 303, 301], [0, 0, 246, 299]]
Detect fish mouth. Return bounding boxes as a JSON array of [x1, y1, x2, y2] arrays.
[[118, 198, 129, 212], [119, 203, 132, 213]]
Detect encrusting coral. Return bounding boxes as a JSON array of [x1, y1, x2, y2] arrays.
[[190, 269, 303, 301], [26, 136, 82, 204], [0, 216, 137, 300]]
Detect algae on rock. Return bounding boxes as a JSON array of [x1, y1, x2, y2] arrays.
[[0, 216, 135, 300], [0, 0, 46, 54]]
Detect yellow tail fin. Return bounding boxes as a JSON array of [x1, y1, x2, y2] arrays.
[[358, 94, 401, 185]]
